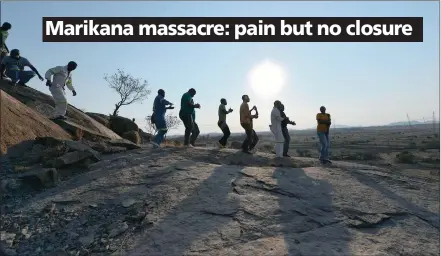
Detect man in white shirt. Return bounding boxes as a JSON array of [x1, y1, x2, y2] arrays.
[[270, 100, 285, 158], [45, 61, 77, 120]]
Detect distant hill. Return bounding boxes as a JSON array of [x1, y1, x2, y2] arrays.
[[387, 121, 423, 126]]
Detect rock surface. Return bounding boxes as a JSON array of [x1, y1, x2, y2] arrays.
[[0, 82, 122, 141], [1, 147, 438, 256], [0, 90, 71, 155], [109, 115, 139, 136]]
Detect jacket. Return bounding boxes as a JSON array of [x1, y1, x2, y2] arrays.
[[45, 65, 74, 91]]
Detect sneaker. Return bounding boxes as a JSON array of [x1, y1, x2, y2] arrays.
[[242, 149, 252, 154], [283, 154, 291, 157], [185, 144, 194, 148]]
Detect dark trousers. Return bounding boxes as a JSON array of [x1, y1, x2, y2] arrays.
[[241, 123, 259, 151], [281, 126, 290, 155], [179, 112, 200, 146], [218, 121, 231, 146]]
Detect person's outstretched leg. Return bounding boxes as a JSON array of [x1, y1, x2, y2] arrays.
[[218, 121, 230, 146], [241, 124, 252, 153], [282, 127, 291, 156], [153, 118, 167, 147], [180, 113, 193, 146], [18, 71, 36, 85], [190, 122, 200, 146], [249, 129, 259, 152], [317, 132, 328, 161], [49, 85, 68, 119], [324, 133, 330, 161], [222, 123, 231, 146]]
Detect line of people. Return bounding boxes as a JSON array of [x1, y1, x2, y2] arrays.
[[0, 22, 78, 121], [2, 21, 332, 162], [149, 88, 332, 164]]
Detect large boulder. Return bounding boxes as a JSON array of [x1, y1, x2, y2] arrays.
[[0, 81, 122, 141], [109, 115, 139, 136], [138, 129, 153, 143], [122, 131, 141, 144], [86, 112, 110, 127], [0, 89, 71, 156]]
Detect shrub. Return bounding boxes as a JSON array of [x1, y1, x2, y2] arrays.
[[395, 151, 416, 164]]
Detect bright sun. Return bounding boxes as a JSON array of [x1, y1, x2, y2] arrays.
[[247, 60, 287, 99]]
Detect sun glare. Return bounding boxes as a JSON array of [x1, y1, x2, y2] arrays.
[[247, 60, 287, 99]]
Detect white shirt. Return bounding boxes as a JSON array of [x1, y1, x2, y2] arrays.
[[44, 65, 74, 91]]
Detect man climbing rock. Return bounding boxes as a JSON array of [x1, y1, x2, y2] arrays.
[[217, 98, 233, 148], [179, 88, 200, 147], [0, 22, 11, 65], [270, 100, 285, 158], [280, 104, 296, 157], [44, 61, 78, 120], [240, 95, 259, 154], [316, 106, 332, 164], [0, 49, 44, 85], [151, 89, 174, 148]]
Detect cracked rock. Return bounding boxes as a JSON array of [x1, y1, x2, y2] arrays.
[[107, 222, 129, 238]]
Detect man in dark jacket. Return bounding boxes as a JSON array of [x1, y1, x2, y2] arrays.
[[279, 104, 296, 157]]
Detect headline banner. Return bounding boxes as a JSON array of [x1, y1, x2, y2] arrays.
[[43, 17, 424, 42]]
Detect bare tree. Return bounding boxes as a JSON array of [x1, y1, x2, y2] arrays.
[[145, 114, 181, 135], [104, 69, 151, 116]]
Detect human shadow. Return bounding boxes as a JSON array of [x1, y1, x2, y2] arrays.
[[273, 167, 351, 255], [127, 164, 241, 255]]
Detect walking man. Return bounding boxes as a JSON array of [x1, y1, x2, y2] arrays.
[[179, 88, 200, 147], [280, 104, 296, 157], [151, 89, 174, 148], [44, 61, 78, 120], [0, 49, 44, 85], [316, 106, 332, 164], [239, 95, 259, 154], [217, 98, 233, 148], [0, 22, 11, 65], [270, 100, 285, 158]]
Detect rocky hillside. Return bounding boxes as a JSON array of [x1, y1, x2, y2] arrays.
[[0, 82, 439, 256], [1, 146, 439, 256]]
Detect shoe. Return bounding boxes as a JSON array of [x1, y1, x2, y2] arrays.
[[185, 144, 194, 148], [242, 149, 252, 154], [283, 154, 290, 157]]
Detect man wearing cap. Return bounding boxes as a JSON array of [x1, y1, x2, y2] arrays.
[[45, 61, 78, 120]]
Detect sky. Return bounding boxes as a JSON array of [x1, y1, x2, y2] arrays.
[[1, 1, 439, 135]]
